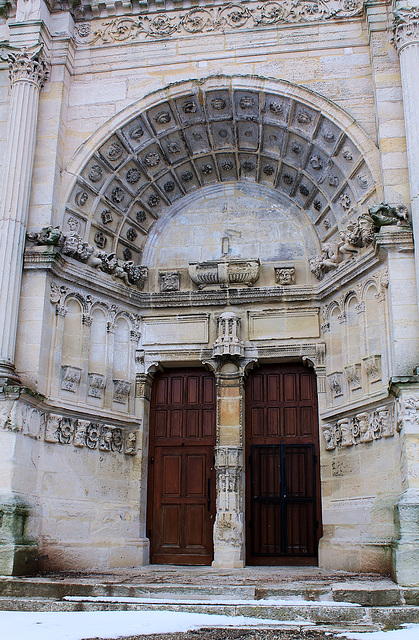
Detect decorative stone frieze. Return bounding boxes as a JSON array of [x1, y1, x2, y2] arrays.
[[393, 7, 419, 52], [274, 266, 295, 285], [60, 366, 82, 393], [189, 259, 260, 290], [212, 312, 245, 358], [74, 0, 363, 45], [321, 403, 395, 450], [44, 413, 137, 455]]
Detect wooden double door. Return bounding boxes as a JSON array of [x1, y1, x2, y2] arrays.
[[148, 364, 321, 566], [148, 369, 216, 565], [246, 364, 322, 565]]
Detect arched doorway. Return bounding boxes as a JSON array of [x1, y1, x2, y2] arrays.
[[245, 363, 322, 565], [147, 368, 216, 565]]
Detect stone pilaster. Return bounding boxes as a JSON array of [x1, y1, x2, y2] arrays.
[[391, 381, 419, 585], [0, 45, 49, 383], [390, 7, 419, 586], [212, 362, 245, 568], [393, 5, 419, 312], [134, 371, 154, 563]]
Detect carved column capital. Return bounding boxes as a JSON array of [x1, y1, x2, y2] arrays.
[[7, 45, 49, 90], [135, 372, 154, 400], [393, 7, 419, 53]]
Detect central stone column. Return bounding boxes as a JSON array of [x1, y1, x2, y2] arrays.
[[0, 45, 48, 383], [207, 311, 256, 568], [212, 361, 245, 568]]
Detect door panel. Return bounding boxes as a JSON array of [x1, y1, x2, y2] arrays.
[[246, 364, 322, 565], [148, 369, 216, 565]]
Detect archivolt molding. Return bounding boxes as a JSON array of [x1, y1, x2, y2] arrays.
[[60, 77, 382, 275]]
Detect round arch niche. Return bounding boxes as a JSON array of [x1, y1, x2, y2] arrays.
[[63, 78, 381, 275], [142, 182, 319, 289]]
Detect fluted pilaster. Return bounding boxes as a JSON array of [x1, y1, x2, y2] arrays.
[[393, 7, 419, 305], [0, 45, 48, 382], [392, 7, 419, 586]]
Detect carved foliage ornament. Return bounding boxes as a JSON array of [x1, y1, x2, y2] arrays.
[[4, 44, 49, 89], [393, 7, 419, 52], [309, 204, 410, 280], [28, 228, 148, 291], [74, 2, 363, 46]]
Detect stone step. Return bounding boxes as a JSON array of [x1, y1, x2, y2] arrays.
[[0, 577, 418, 606], [0, 595, 419, 629]]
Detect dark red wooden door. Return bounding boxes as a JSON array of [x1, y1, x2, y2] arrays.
[[246, 364, 322, 565], [148, 369, 216, 565]]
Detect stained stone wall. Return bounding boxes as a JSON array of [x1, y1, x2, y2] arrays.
[[1, 0, 419, 582]]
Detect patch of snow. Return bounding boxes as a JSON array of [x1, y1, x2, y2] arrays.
[[0, 610, 309, 640], [344, 625, 419, 640]]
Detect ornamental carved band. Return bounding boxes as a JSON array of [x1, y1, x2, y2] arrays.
[[74, 0, 363, 46], [393, 7, 419, 52], [8, 46, 49, 89]]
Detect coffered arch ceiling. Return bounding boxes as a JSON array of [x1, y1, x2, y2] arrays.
[[64, 83, 379, 265]]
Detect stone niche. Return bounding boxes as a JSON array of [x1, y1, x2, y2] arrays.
[[142, 183, 319, 289]]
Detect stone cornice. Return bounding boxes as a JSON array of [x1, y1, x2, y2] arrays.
[[393, 6, 419, 52], [24, 243, 387, 312]]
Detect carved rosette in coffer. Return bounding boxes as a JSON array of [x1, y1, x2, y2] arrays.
[[188, 259, 260, 290]]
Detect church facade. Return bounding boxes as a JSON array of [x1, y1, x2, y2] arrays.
[[1, 0, 419, 585]]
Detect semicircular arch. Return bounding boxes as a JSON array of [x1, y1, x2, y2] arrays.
[[62, 75, 382, 268]]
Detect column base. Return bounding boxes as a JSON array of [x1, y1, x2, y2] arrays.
[[393, 489, 419, 586], [0, 494, 38, 575], [0, 543, 39, 576], [212, 555, 245, 569], [0, 361, 21, 386]]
